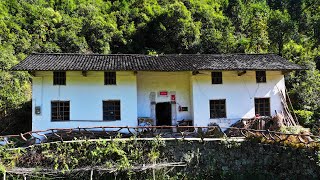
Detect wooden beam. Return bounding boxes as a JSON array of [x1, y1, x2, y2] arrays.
[[82, 71, 87, 77], [28, 71, 36, 77], [282, 70, 291, 75], [237, 70, 246, 76], [192, 71, 199, 75]]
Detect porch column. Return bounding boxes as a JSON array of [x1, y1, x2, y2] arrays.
[[149, 92, 156, 125]]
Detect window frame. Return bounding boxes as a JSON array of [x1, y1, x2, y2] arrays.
[[104, 71, 117, 85], [254, 98, 271, 116], [209, 99, 227, 119], [51, 101, 70, 121], [53, 71, 66, 85], [256, 71, 266, 83], [211, 71, 223, 84], [103, 100, 121, 121]]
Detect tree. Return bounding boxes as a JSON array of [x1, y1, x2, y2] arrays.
[[283, 40, 320, 121], [143, 1, 201, 53], [0, 46, 31, 116], [55, 15, 89, 53], [245, 2, 270, 53], [268, 10, 294, 55]]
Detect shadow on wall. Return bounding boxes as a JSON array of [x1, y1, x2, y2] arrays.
[[0, 101, 32, 135]]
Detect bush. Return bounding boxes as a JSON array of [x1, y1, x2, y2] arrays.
[[279, 125, 310, 134], [294, 110, 314, 125]]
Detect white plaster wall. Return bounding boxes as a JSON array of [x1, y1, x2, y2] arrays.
[[32, 71, 137, 131], [191, 71, 285, 127], [137, 72, 192, 125], [31, 70, 285, 130]]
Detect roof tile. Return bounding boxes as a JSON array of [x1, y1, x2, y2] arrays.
[[11, 53, 303, 71]]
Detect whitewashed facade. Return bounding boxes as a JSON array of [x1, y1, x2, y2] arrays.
[[31, 70, 285, 131]]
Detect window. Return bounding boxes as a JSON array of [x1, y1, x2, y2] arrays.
[[254, 98, 270, 116], [256, 71, 266, 83], [211, 72, 222, 84], [51, 101, 70, 121], [104, 72, 116, 85], [53, 71, 66, 85], [103, 100, 121, 121], [209, 99, 226, 118]]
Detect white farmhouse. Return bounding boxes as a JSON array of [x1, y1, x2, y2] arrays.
[[12, 53, 302, 131]]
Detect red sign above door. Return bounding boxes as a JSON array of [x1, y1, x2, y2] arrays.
[[159, 91, 168, 96]]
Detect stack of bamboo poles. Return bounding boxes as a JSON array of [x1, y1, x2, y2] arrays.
[[277, 87, 299, 126]]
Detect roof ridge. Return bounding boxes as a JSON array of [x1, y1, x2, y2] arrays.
[[157, 53, 278, 56], [31, 53, 279, 56], [31, 53, 153, 56]]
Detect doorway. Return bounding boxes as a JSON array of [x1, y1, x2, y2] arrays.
[[156, 102, 172, 126]]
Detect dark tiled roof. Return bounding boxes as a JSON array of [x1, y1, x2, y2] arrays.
[[11, 53, 303, 71]]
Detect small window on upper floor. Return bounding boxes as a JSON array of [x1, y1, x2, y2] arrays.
[[256, 71, 266, 83], [104, 72, 116, 85], [211, 72, 222, 84], [53, 71, 66, 85]]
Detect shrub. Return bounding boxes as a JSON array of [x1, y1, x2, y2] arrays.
[[279, 125, 310, 134], [294, 110, 314, 125]]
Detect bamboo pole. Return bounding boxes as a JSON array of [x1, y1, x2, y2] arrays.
[[285, 89, 299, 125], [152, 162, 156, 180], [90, 169, 93, 180]]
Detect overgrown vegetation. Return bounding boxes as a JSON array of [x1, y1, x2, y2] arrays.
[[0, 137, 320, 179], [0, 0, 320, 134], [0, 101, 31, 135]]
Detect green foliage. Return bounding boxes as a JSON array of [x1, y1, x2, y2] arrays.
[[21, 138, 166, 172], [279, 125, 310, 134], [268, 10, 294, 55], [0, 145, 23, 172], [0, 0, 315, 55], [0, 46, 31, 117], [2, 138, 320, 179], [294, 110, 315, 125], [283, 41, 320, 120], [0, 138, 320, 179], [245, 1, 270, 53]]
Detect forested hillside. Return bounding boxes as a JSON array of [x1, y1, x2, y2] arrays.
[[0, 0, 319, 133]]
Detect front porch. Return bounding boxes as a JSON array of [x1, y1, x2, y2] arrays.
[[136, 71, 193, 126]]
